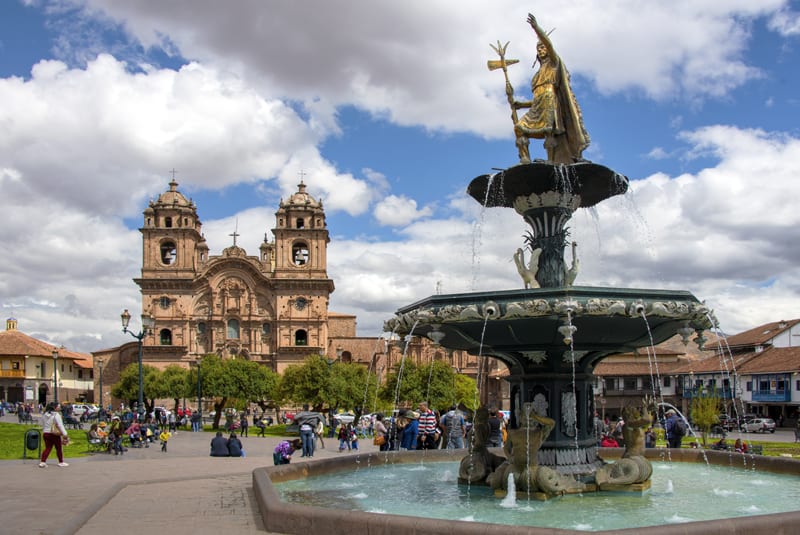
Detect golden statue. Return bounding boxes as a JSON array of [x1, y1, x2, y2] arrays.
[[494, 14, 590, 165]]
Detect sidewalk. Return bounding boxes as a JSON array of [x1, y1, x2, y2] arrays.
[[0, 415, 377, 535]]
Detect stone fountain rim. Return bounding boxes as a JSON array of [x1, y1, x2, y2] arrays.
[[254, 448, 800, 535]]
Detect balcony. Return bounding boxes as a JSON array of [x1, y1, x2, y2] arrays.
[[752, 390, 791, 402], [682, 387, 736, 400], [0, 370, 26, 378]]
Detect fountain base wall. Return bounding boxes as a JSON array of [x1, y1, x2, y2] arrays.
[[254, 448, 800, 535]]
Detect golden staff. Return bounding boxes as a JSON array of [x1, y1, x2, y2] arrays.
[[488, 40, 520, 127]]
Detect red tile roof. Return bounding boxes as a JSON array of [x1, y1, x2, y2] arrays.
[[0, 326, 90, 364], [737, 346, 800, 374], [722, 319, 800, 348]]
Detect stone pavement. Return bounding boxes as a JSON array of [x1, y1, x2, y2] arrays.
[[0, 415, 378, 535]]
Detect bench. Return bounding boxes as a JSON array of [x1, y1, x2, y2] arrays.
[[86, 433, 107, 453], [748, 444, 764, 455], [65, 417, 83, 430]]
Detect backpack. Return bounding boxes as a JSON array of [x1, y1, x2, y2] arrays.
[[674, 418, 687, 437]]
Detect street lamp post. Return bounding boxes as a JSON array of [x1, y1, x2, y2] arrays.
[[121, 309, 153, 416], [52, 350, 59, 404], [195, 358, 202, 413], [98, 360, 104, 411]]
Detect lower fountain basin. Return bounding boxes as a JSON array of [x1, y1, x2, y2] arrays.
[[254, 449, 800, 535]]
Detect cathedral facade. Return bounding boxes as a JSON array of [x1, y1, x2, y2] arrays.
[[132, 178, 335, 372]]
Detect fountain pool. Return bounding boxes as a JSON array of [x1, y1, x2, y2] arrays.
[[254, 449, 800, 535]]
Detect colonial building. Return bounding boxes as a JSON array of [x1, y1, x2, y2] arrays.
[[93, 178, 493, 410], [0, 318, 93, 405]]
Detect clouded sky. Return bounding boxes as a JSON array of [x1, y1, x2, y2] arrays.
[[1, 0, 799, 353]]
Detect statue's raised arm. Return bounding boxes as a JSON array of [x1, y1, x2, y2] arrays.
[[512, 13, 590, 165], [527, 14, 556, 64]]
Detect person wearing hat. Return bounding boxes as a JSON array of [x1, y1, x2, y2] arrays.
[[400, 410, 419, 450], [665, 409, 683, 449], [108, 415, 125, 455]]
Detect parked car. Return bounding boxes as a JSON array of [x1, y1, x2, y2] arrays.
[[741, 418, 776, 433], [70, 403, 99, 418], [333, 412, 356, 424]]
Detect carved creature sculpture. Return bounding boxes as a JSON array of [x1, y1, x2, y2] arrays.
[[486, 403, 584, 496], [513, 247, 542, 289], [564, 241, 579, 286], [595, 404, 653, 487], [459, 406, 505, 483]]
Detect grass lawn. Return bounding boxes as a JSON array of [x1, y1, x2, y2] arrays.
[[0, 422, 92, 460]]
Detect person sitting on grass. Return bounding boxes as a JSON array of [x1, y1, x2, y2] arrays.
[[273, 439, 302, 465]]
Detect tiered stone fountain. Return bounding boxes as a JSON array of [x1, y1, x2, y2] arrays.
[[384, 12, 716, 497]]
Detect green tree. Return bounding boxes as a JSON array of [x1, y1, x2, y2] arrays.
[[380, 360, 476, 412], [279, 355, 331, 410], [690, 387, 722, 447], [189, 354, 281, 429], [110, 363, 161, 412], [151, 365, 191, 413], [279, 355, 377, 417]]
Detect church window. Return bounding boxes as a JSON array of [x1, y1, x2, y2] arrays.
[[295, 329, 308, 346], [292, 242, 309, 266], [159, 296, 171, 309], [296, 217, 305, 229], [160, 241, 177, 265], [184, 217, 189, 226], [159, 329, 172, 345], [165, 217, 173, 228], [147, 217, 152, 226], [227, 319, 240, 339], [197, 322, 206, 334], [262, 323, 271, 335]]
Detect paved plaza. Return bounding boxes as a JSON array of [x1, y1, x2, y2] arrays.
[[2, 412, 798, 535], [0, 413, 378, 535]]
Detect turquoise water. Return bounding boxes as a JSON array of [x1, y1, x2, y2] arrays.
[[275, 460, 800, 531]]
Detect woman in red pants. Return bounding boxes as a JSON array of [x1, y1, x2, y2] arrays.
[[39, 402, 70, 467]]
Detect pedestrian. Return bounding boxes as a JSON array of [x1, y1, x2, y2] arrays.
[[39, 402, 69, 467], [400, 411, 419, 450], [159, 429, 171, 452], [295, 404, 324, 458], [239, 412, 249, 437], [108, 415, 125, 455], [665, 410, 685, 449], [441, 405, 467, 449], [373, 413, 389, 452], [417, 402, 438, 450], [273, 439, 302, 465], [487, 409, 504, 448], [338, 423, 353, 451]]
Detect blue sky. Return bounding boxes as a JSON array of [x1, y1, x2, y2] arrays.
[[1, 0, 799, 353]]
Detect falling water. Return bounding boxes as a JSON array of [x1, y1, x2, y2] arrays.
[[564, 309, 581, 451], [706, 316, 755, 469], [637, 307, 671, 415], [471, 172, 499, 291]]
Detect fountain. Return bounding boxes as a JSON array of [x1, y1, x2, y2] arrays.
[[253, 12, 800, 534]]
